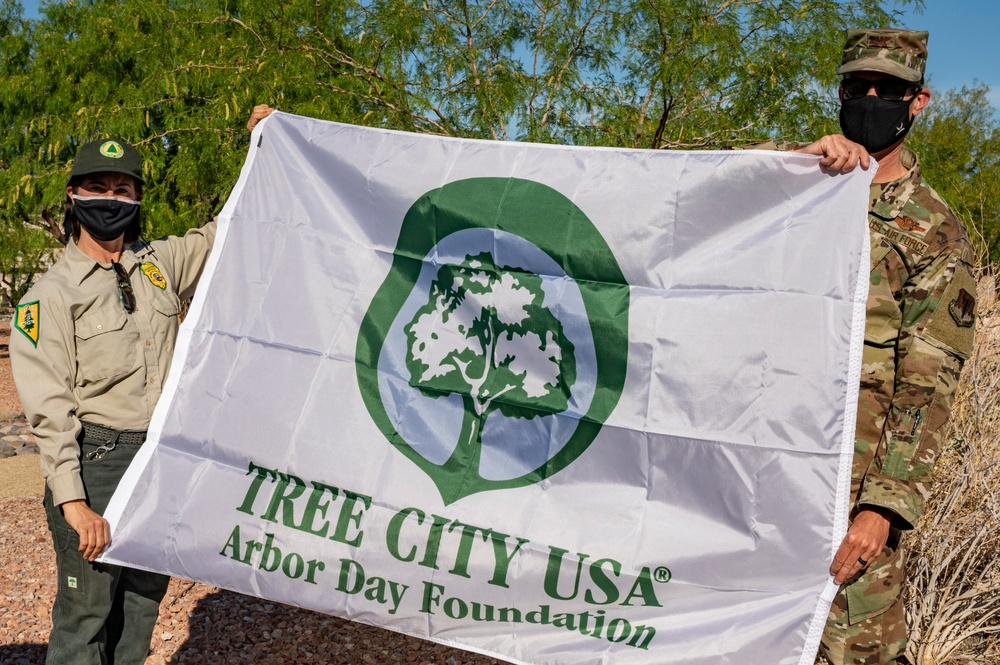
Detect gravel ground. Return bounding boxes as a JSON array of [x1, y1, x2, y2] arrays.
[[0, 321, 502, 665], [0, 496, 503, 665]]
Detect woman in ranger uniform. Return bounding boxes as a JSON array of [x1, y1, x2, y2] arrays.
[[10, 137, 215, 664], [12, 104, 272, 664]]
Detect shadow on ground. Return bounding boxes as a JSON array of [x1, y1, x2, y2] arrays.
[[165, 588, 500, 664], [0, 643, 47, 664]]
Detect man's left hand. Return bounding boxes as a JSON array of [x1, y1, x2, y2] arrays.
[[830, 507, 892, 584]]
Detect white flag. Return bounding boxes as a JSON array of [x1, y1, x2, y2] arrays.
[[104, 112, 872, 665]]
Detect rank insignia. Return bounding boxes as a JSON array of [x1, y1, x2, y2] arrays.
[[949, 288, 976, 328], [141, 262, 167, 289], [14, 301, 39, 347]]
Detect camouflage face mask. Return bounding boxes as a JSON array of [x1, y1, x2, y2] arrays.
[[839, 96, 913, 154]]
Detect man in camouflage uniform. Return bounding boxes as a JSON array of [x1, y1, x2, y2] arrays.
[[795, 29, 977, 664]]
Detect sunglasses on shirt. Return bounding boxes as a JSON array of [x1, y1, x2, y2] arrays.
[[112, 262, 137, 314], [841, 77, 921, 102]]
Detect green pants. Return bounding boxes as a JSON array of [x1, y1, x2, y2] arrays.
[[44, 435, 170, 665]]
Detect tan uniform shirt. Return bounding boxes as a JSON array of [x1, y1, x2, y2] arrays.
[[11, 221, 217, 505]]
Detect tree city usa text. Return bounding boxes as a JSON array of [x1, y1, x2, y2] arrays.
[[218, 460, 669, 650]]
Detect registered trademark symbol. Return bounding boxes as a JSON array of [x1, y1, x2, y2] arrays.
[[653, 566, 671, 583]]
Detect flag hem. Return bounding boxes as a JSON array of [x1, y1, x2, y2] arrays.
[[101, 113, 274, 535], [796, 169, 875, 665]]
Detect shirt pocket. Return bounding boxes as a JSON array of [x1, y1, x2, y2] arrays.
[[150, 290, 181, 319], [864, 236, 902, 347], [74, 305, 139, 381], [150, 291, 181, 351], [845, 527, 904, 624], [881, 404, 926, 480]]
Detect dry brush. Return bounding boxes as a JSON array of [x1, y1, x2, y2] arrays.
[[906, 267, 1000, 664]]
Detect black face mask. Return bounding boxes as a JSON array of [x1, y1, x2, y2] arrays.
[[72, 195, 140, 242], [839, 96, 914, 154]]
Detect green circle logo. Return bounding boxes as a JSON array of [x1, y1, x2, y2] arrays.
[[357, 178, 630, 504], [99, 140, 124, 158]]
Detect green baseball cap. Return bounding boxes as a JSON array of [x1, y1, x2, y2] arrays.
[[837, 28, 928, 83], [69, 138, 145, 185]]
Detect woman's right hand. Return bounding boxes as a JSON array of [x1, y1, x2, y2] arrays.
[[248, 104, 276, 131], [61, 499, 111, 561]]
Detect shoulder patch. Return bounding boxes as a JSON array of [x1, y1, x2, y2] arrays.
[[924, 266, 977, 359], [140, 262, 167, 289], [949, 288, 976, 328], [14, 301, 40, 347]]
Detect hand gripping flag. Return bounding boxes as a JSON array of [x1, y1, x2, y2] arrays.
[[104, 112, 872, 665]]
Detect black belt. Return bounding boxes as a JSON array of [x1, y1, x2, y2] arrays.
[[81, 421, 147, 461]]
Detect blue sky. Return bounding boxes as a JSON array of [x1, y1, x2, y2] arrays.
[[18, 0, 999, 108], [897, 1, 1000, 107]]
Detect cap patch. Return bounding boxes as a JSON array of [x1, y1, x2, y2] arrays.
[[99, 141, 124, 158], [949, 288, 976, 328], [15, 301, 40, 347], [141, 261, 167, 289]]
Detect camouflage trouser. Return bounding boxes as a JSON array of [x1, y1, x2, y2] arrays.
[[817, 528, 907, 665]]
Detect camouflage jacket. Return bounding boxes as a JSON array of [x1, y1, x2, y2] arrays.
[[854, 146, 976, 529]]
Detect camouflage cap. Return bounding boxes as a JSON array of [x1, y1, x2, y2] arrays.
[[69, 138, 145, 185], [837, 28, 928, 83]]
